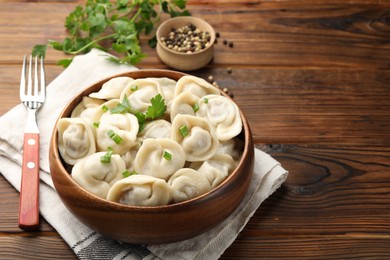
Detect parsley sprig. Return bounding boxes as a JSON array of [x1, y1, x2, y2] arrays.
[[33, 0, 191, 67], [110, 93, 167, 131], [145, 93, 166, 120]]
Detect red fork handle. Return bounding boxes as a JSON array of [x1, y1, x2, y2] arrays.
[[19, 133, 40, 230]]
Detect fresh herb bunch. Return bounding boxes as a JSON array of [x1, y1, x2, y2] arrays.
[[33, 0, 190, 67]]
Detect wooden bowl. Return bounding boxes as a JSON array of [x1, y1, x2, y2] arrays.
[[49, 69, 254, 244], [156, 16, 215, 71]]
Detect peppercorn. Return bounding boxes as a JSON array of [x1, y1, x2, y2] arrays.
[[227, 67, 232, 74], [160, 23, 211, 54], [228, 41, 234, 48]]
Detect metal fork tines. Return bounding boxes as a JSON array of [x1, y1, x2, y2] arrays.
[[20, 55, 46, 129], [18, 55, 46, 230]]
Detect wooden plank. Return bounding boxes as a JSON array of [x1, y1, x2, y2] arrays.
[[221, 236, 390, 259], [192, 68, 390, 145], [1, 235, 389, 259], [1, 0, 388, 4], [0, 236, 76, 260], [251, 145, 390, 235], [0, 2, 389, 68]]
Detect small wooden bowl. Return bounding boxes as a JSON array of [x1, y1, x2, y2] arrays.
[[49, 69, 254, 244], [156, 16, 215, 71]]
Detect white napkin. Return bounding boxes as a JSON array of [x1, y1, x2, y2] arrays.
[[0, 49, 288, 260]]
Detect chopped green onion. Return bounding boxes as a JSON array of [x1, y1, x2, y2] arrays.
[[107, 130, 123, 144], [122, 170, 138, 178], [203, 97, 209, 104], [179, 125, 189, 137], [163, 151, 172, 161], [192, 102, 199, 112], [93, 122, 100, 128], [130, 85, 139, 91], [100, 147, 113, 163], [110, 104, 127, 114], [102, 105, 109, 112]]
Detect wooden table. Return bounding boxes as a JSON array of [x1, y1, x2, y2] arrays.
[[1, 0, 389, 259]]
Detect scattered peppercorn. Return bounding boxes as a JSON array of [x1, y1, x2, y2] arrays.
[[160, 23, 211, 54], [216, 32, 220, 38], [228, 41, 234, 48], [208, 75, 214, 82], [223, 39, 228, 45], [227, 67, 232, 74]]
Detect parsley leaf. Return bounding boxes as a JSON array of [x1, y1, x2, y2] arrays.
[[145, 94, 167, 120], [109, 93, 166, 131], [32, 45, 47, 58]]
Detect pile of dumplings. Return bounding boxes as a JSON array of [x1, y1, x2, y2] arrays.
[[57, 75, 244, 206]]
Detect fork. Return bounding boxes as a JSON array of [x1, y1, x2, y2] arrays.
[[18, 55, 46, 230]]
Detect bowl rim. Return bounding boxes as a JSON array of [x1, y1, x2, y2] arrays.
[[156, 16, 216, 57], [50, 69, 252, 212]]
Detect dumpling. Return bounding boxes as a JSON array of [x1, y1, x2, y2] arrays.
[[175, 75, 220, 98], [138, 119, 172, 141], [96, 113, 139, 154], [134, 138, 186, 180], [106, 174, 172, 206], [196, 94, 242, 141], [171, 114, 219, 162], [119, 78, 164, 113], [71, 96, 105, 124], [57, 118, 96, 165], [217, 138, 243, 161], [120, 148, 138, 172], [190, 154, 236, 188], [90, 99, 121, 124], [72, 152, 125, 199], [168, 168, 211, 203], [170, 92, 199, 122], [89, 76, 133, 100]]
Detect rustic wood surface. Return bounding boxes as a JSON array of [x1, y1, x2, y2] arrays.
[[0, 0, 389, 259]]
